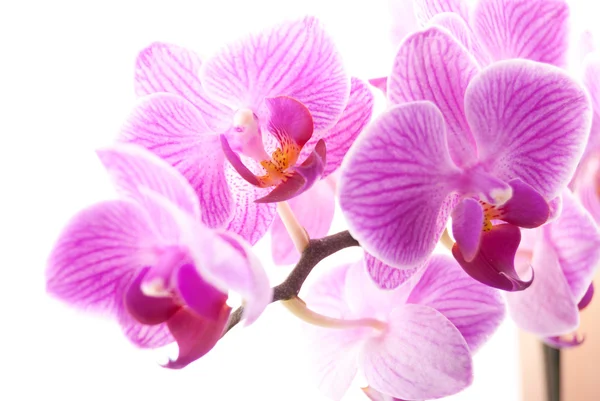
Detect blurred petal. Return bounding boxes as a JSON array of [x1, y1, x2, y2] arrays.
[[271, 179, 335, 265], [452, 198, 484, 262], [583, 55, 600, 155], [547, 190, 600, 302], [465, 60, 592, 200], [120, 94, 233, 228], [369, 77, 388, 95], [389, 0, 419, 45], [499, 179, 549, 228], [339, 102, 460, 267], [164, 305, 231, 369], [362, 387, 396, 401], [46, 201, 155, 314], [305, 264, 352, 318], [473, 0, 569, 66], [575, 158, 600, 224], [506, 232, 579, 336], [201, 16, 349, 132], [429, 12, 490, 66], [544, 335, 585, 349], [364, 252, 419, 290], [406, 255, 505, 352], [578, 283, 594, 311], [360, 304, 472, 400], [134, 42, 232, 132], [389, 27, 479, 167], [453, 224, 532, 291], [413, 0, 470, 24], [265, 96, 313, 149], [124, 267, 180, 325]]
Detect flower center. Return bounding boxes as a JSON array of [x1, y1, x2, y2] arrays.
[[478, 200, 505, 232]]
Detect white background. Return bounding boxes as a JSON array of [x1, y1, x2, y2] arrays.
[[3, 0, 596, 399]]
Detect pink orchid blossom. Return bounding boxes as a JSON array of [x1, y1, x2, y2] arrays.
[[507, 190, 600, 348], [340, 28, 591, 292], [303, 254, 504, 400], [46, 144, 271, 369], [121, 16, 360, 245]]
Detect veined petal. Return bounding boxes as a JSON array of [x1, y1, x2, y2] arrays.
[[364, 252, 419, 290], [360, 304, 472, 400], [265, 96, 313, 149], [452, 198, 484, 262], [465, 60, 592, 200], [302, 77, 374, 177], [271, 179, 335, 265], [506, 231, 579, 336], [547, 190, 600, 302], [389, 27, 480, 167], [305, 263, 352, 318], [406, 255, 505, 352], [134, 42, 232, 132], [164, 305, 231, 369], [339, 102, 460, 267], [120, 93, 233, 228], [46, 200, 155, 314], [453, 224, 532, 291], [473, 0, 569, 67], [200, 16, 349, 132], [413, 0, 470, 25], [118, 312, 173, 349]]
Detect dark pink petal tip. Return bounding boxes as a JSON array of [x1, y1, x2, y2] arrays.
[[175, 264, 229, 321], [499, 179, 549, 228], [163, 305, 231, 369], [578, 283, 594, 311], [124, 267, 180, 325], [220, 134, 261, 186], [265, 96, 314, 149], [544, 334, 585, 349], [255, 139, 326, 203], [453, 224, 533, 291]]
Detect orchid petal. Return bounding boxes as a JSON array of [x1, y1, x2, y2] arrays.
[[465, 60, 592, 200], [413, 0, 470, 25], [364, 252, 419, 290], [547, 190, 600, 302], [544, 335, 585, 349], [271, 179, 335, 265], [389, 27, 479, 167], [120, 94, 233, 228], [174, 264, 229, 321], [134, 42, 232, 132], [118, 312, 173, 349], [473, 0, 569, 67], [220, 134, 262, 186], [362, 387, 396, 401], [406, 255, 505, 352], [200, 16, 349, 132], [164, 305, 231, 369], [575, 161, 600, 225], [452, 198, 484, 262], [265, 96, 313, 149], [360, 304, 472, 400], [305, 264, 352, 318], [255, 139, 326, 203], [389, 0, 419, 45], [369, 77, 388, 96], [578, 283, 594, 311], [583, 55, 600, 154], [123, 267, 180, 325], [499, 179, 549, 228], [506, 231, 579, 336], [46, 200, 155, 314], [339, 102, 460, 267], [453, 224, 532, 291]]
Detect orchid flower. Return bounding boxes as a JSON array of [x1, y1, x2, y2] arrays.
[[339, 28, 591, 291], [506, 190, 600, 348], [120, 16, 352, 245], [302, 254, 504, 400], [46, 144, 271, 368]]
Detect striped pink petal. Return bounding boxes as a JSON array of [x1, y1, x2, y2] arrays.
[[134, 42, 232, 132], [473, 0, 569, 67], [465, 60, 592, 200], [200, 16, 349, 132], [364, 252, 419, 290]]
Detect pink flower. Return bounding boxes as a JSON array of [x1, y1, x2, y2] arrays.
[[46, 144, 271, 368]]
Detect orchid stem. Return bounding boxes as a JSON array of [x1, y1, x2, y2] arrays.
[[281, 296, 387, 331], [277, 201, 310, 253], [440, 228, 455, 251]]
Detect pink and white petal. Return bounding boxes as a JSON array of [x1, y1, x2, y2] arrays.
[[339, 102, 461, 268], [547, 190, 600, 302], [582, 55, 600, 155], [465, 60, 592, 200], [225, 168, 277, 245], [389, 27, 480, 167], [360, 304, 473, 400], [120, 93, 233, 228], [305, 263, 353, 318], [473, 0, 569, 67], [134, 42, 232, 132], [406, 255, 505, 352], [506, 232, 579, 337], [200, 16, 349, 132], [271, 179, 335, 265], [300, 77, 374, 176], [413, 0, 470, 25], [118, 312, 174, 349], [46, 200, 156, 315], [364, 252, 419, 290]]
